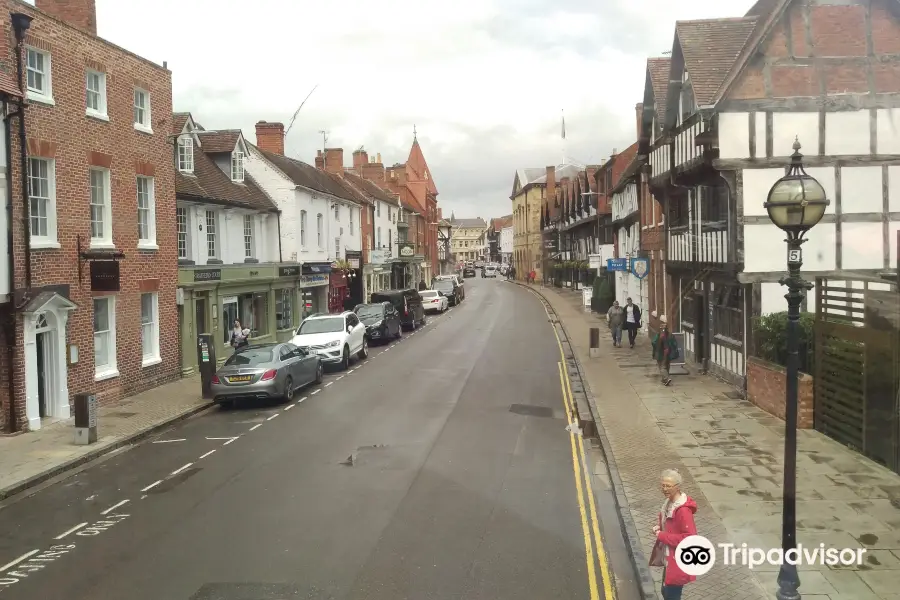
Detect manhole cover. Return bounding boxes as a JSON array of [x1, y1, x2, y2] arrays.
[[509, 404, 555, 418], [106, 411, 137, 418]]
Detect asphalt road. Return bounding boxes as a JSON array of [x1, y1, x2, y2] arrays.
[[0, 275, 638, 600]]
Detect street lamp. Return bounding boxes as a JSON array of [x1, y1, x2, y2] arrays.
[[765, 137, 829, 600]]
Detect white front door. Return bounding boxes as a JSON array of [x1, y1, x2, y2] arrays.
[[23, 304, 73, 431]]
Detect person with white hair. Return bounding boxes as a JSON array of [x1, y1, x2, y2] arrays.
[[650, 468, 698, 599]]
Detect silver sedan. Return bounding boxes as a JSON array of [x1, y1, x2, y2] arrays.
[[211, 342, 323, 407]]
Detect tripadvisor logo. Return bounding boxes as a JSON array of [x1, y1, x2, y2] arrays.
[[674, 536, 867, 576]]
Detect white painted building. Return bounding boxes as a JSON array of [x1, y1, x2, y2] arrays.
[[500, 225, 513, 263], [611, 177, 648, 315]]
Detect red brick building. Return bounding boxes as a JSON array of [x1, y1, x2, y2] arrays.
[[0, 0, 178, 432]]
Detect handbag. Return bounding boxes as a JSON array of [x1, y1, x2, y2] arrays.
[[649, 514, 666, 567]]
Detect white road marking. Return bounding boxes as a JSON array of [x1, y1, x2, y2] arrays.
[[222, 437, 238, 445], [349, 368, 356, 372], [171, 463, 193, 476], [152, 439, 186, 444], [0, 550, 40, 572], [205, 436, 237, 440], [284, 404, 293, 411], [100, 500, 130, 515], [336, 375, 344, 381], [267, 413, 279, 421], [53, 523, 88, 540], [311, 389, 320, 395], [298, 396, 308, 402], [324, 382, 333, 387], [141, 480, 162, 492], [249, 424, 262, 431], [199, 449, 216, 459]]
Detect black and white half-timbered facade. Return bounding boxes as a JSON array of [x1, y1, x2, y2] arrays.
[[610, 158, 648, 310], [643, 0, 900, 388]]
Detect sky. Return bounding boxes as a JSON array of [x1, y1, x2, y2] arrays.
[[91, 0, 756, 222]]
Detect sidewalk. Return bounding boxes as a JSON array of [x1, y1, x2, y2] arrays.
[[526, 284, 900, 600], [0, 376, 209, 500]]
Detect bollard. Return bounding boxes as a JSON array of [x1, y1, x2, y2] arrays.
[[589, 327, 600, 358], [73, 393, 98, 444]]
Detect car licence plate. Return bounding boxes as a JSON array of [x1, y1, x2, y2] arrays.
[[227, 375, 252, 383]]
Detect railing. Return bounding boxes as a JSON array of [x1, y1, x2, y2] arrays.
[[667, 225, 729, 264], [648, 113, 707, 179]]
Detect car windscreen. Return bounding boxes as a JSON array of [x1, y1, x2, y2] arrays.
[[297, 317, 345, 334], [355, 304, 384, 319], [433, 281, 454, 293], [224, 348, 274, 366]]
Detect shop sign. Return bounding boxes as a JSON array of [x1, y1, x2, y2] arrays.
[[345, 251, 362, 269], [301, 263, 332, 275], [370, 248, 390, 265], [278, 265, 300, 277], [299, 274, 328, 287], [398, 242, 415, 257], [606, 258, 628, 272], [194, 269, 221, 282]]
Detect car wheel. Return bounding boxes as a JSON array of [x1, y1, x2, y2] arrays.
[[283, 377, 294, 401], [341, 345, 350, 370], [358, 337, 369, 359], [315, 362, 323, 384]]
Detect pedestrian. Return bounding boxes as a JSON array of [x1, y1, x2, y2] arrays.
[[230, 319, 250, 352], [623, 297, 642, 348], [529, 269, 536, 284], [651, 325, 679, 386], [418, 279, 427, 291], [650, 468, 698, 600], [606, 300, 625, 347]]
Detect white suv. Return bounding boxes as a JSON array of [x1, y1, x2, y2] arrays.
[[291, 311, 368, 370]]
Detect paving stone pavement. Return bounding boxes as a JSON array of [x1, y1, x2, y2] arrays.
[[528, 284, 900, 600], [0, 376, 209, 499]]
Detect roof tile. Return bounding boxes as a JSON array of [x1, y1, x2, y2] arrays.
[[647, 57, 671, 129], [675, 17, 758, 105], [252, 146, 364, 205], [198, 131, 240, 153]]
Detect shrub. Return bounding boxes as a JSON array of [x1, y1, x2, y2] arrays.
[[752, 311, 815, 373], [592, 276, 614, 313]]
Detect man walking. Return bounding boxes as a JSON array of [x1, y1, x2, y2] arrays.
[[623, 297, 642, 348], [651, 325, 679, 386], [606, 300, 625, 347]]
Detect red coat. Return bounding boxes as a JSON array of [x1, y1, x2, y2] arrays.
[[657, 495, 698, 586]]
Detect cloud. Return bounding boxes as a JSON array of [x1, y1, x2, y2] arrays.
[[95, 0, 756, 220]]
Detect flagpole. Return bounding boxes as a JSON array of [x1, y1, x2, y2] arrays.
[[561, 109, 566, 165]]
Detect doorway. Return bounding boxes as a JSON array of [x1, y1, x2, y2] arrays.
[[222, 296, 238, 344], [36, 331, 48, 418], [693, 290, 706, 366], [195, 298, 208, 335]]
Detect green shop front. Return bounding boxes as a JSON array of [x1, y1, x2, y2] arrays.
[[177, 263, 328, 374], [392, 241, 424, 289]]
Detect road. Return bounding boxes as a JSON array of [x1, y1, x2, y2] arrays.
[[0, 276, 639, 600]]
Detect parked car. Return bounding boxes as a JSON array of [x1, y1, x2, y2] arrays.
[[431, 278, 462, 306], [354, 301, 402, 343], [211, 342, 322, 407], [437, 274, 465, 301], [370, 289, 426, 331], [291, 311, 368, 370], [483, 265, 497, 278], [463, 266, 476, 278], [475, 261, 484, 268], [420, 289, 449, 312]]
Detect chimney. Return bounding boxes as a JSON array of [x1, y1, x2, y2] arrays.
[[376, 152, 382, 163], [438, 208, 443, 220], [255, 121, 285, 155], [352, 149, 368, 169], [635, 102, 644, 138], [315, 150, 324, 170], [36, 0, 96, 35], [324, 148, 343, 174], [545, 166, 556, 220]]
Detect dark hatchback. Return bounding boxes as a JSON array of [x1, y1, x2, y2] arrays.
[[370, 289, 426, 331], [462, 267, 476, 278], [354, 302, 402, 343], [432, 278, 461, 306]]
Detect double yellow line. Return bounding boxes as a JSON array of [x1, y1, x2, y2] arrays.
[[531, 288, 615, 600]]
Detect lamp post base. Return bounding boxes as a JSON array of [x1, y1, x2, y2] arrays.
[[776, 563, 801, 600]]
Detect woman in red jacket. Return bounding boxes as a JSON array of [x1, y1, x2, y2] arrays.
[[652, 469, 698, 599]]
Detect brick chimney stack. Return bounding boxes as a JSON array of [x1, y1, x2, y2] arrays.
[[315, 150, 324, 170], [255, 121, 285, 155], [36, 0, 96, 35], [324, 148, 343, 174], [360, 154, 385, 183], [635, 103, 644, 138], [545, 166, 556, 220], [438, 208, 443, 220], [352, 149, 368, 169]]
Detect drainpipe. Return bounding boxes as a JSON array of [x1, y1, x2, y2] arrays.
[[275, 210, 283, 262], [4, 103, 17, 432], [12, 13, 32, 289]]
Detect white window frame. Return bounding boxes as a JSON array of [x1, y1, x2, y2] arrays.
[[176, 206, 189, 259], [243, 214, 255, 259], [231, 149, 245, 182], [334, 237, 341, 260], [206, 210, 218, 259], [25, 46, 54, 105], [28, 157, 59, 249], [93, 296, 118, 381], [349, 208, 354, 235], [178, 136, 194, 173], [89, 168, 113, 249], [300, 210, 307, 248], [316, 213, 323, 248], [377, 201, 381, 217], [137, 176, 157, 249], [140, 292, 161, 367], [85, 69, 108, 120], [133, 88, 152, 134], [334, 204, 340, 221]]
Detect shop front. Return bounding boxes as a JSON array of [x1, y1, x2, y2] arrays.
[[299, 273, 328, 320], [328, 270, 349, 313], [345, 250, 364, 306], [364, 248, 392, 301], [392, 242, 424, 289], [178, 263, 303, 375]]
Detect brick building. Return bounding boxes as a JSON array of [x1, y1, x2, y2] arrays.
[[0, 0, 177, 432]]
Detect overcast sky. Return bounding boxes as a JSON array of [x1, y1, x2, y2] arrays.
[[94, 0, 755, 221]]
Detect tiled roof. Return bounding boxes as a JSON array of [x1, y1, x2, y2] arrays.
[[492, 215, 513, 231], [176, 150, 276, 212], [252, 146, 363, 205], [647, 58, 671, 128], [450, 217, 487, 229], [343, 171, 398, 206], [0, 69, 21, 98], [675, 17, 758, 106], [198, 130, 241, 153], [172, 112, 190, 134], [328, 172, 372, 207]]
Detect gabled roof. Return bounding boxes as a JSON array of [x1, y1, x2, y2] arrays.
[[450, 217, 487, 229], [343, 171, 398, 206], [644, 57, 671, 137], [172, 112, 191, 135], [197, 130, 243, 153], [674, 17, 758, 107], [251, 146, 364, 206], [491, 215, 513, 231], [407, 139, 438, 195]]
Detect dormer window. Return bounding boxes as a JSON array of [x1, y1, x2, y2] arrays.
[[231, 148, 244, 182], [178, 136, 194, 173], [680, 78, 695, 122]]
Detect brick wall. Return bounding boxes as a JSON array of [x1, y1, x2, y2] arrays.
[[729, 0, 900, 100], [747, 356, 814, 428], [3, 1, 179, 430]]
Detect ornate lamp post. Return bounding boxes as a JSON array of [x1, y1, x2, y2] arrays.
[[764, 138, 829, 600]]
